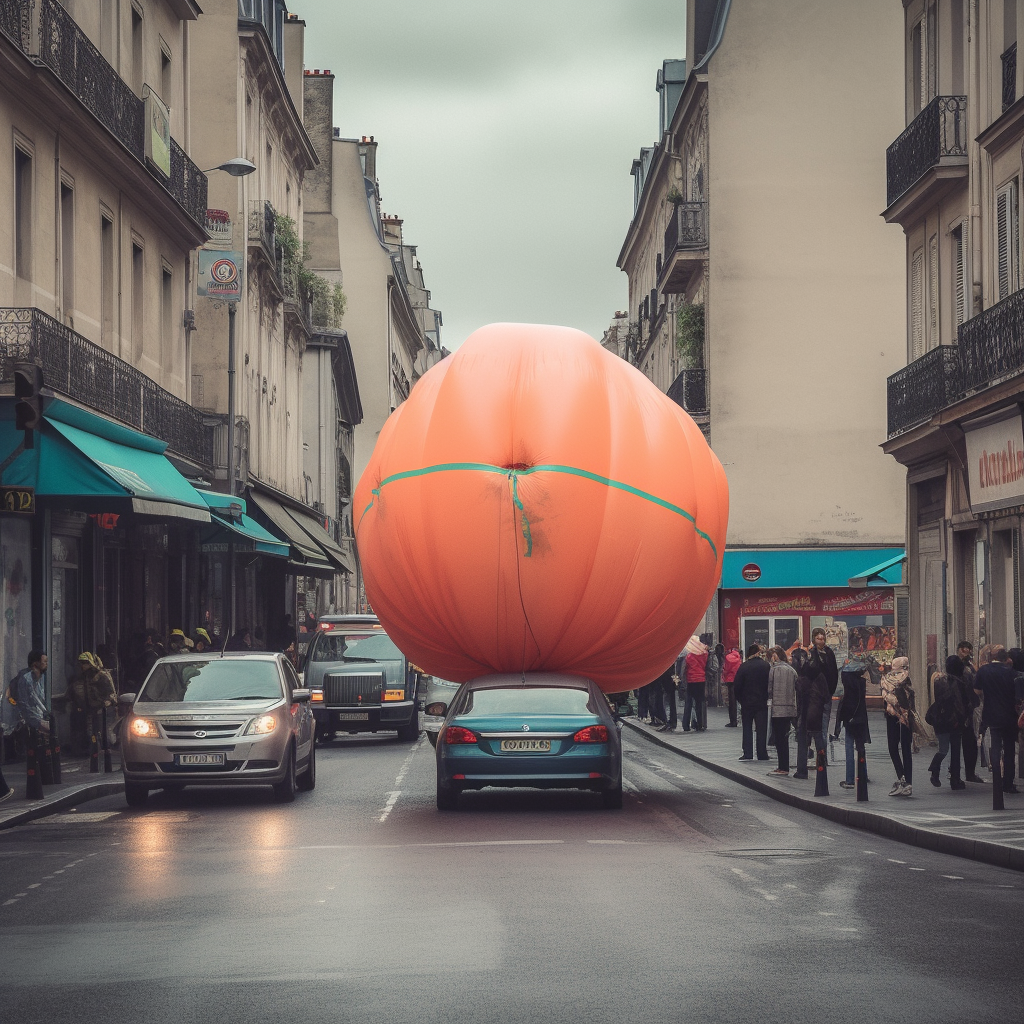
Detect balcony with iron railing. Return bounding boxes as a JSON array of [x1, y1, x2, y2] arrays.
[[0, 308, 213, 467], [957, 285, 1024, 395], [886, 345, 963, 438], [667, 367, 708, 417], [885, 95, 968, 214], [659, 201, 708, 293], [281, 263, 312, 336], [0, 0, 208, 230], [248, 200, 278, 265]]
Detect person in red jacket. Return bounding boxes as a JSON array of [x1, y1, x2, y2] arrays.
[[681, 635, 708, 732], [722, 647, 742, 727]]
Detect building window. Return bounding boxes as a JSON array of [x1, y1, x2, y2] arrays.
[[910, 246, 924, 359], [14, 146, 32, 280], [909, 4, 938, 116], [951, 0, 965, 94], [60, 182, 74, 319], [131, 4, 144, 96], [132, 242, 144, 362], [928, 234, 938, 348], [101, 215, 114, 348], [952, 223, 966, 330], [161, 265, 173, 366], [996, 178, 1020, 301], [161, 45, 172, 104]]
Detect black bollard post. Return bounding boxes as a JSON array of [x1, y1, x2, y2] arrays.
[[102, 706, 112, 774], [39, 722, 54, 785], [49, 712, 61, 783], [993, 735, 1004, 811], [89, 711, 99, 773], [814, 743, 830, 797], [25, 729, 43, 799], [856, 740, 868, 802]]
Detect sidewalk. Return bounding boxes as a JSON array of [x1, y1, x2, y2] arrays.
[[625, 706, 1024, 872], [0, 747, 123, 831]]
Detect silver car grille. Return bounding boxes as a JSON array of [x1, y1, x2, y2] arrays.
[[323, 673, 384, 706], [161, 722, 243, 739]]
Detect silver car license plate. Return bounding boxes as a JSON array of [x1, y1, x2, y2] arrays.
[[337, 712, 369, 721], [175, 752, 225, 766], [499, 739, 551, 752]]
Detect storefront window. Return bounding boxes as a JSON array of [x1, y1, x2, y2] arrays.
[[50, 534, 80, 702], [1, 519, 32, 689]]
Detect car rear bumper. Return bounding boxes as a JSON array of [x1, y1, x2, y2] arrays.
[[439, 748, 619, 790]]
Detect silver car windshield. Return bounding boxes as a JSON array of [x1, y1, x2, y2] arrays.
[[138, 660, 284, 702], [462, 687, 593, 716], [309, 631, 403, 664]]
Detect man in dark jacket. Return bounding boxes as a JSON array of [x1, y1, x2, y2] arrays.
[[808, 627, 840, 740], [794, 658, 830, 780], [974, 648, 1019, 793], [733, 645, 770, 760], [655, 664, 677, 732]]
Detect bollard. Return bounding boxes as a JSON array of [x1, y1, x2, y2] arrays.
[[814, 743, 830, 797], [856, 740, 868, 802], [89, 711, 99, 773], [102, 706, 112, 774], [993, 735, 1004, 811], [39, 722, 54, 785], [49, 712, 61, 783], [25, 729, 43, 799]]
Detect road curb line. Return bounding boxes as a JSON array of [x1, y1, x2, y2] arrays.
[[0, 780, 124, 831], [623, 720, 1024, 873]]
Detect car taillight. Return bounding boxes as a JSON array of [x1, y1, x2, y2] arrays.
[[573, 725, 608, 743], [445, 726, 477, 745]]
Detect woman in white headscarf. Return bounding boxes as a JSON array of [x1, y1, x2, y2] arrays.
[[881, 656, 916, 797]]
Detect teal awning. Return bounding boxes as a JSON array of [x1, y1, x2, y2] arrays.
[[721, 547, 905, 590], [848, 551, 905, 588], [282, 502, 355, 574], [0, 400, 210, 521], [196, 490, 289, 558], [248, 490, 335, 573]]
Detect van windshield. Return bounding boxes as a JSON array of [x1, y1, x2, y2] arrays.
[[309, 631, 404, 664]]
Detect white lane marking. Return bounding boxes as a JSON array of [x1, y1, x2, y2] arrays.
[[887, 859, 906, 864], [730, 867, 777, 901], [2, 899, 17, 906], [300, 840, 566, 850], [27, 884, 40, 889], [378, 738, 425, 822], [909, 867, 926, 872], [942, 875, 964, 880], [587, 840, 632, 845]]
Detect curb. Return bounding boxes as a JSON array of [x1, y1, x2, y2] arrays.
[[624, 720, 1024, 873], [0, 780, 124, 831]]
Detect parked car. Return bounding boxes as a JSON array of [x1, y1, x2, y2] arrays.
[[303, 615, 420, 741], [119, 652, 315, 806], [429, 673, 623, 811]]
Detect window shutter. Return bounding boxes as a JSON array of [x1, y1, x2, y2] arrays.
[[952, 225, 965, 328], [911, 247, 924, 360], [998, 186, 1011, 300], [928, 234, 938, 348], [926, 3, 938, 102]]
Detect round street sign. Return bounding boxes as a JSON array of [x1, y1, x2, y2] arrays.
[[741, 563, 761, 582]]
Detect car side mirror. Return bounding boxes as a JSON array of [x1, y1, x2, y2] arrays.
[[118, 693, 137, 706], [424, 701, 448, 717], [291, 688, 311, 703]]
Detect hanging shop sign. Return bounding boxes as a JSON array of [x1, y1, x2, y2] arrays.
[[198, 250, 242, 301], [963, 410, 1024, 513], [740, 563, 761, 581], [0, 486, 34, 514]]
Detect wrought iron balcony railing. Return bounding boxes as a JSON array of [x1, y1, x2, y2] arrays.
[[281, 263, 312, 334], [1004, 43, 1018, 111], [248, 199, 278, 264], [957, 286, 1024, 395], [886, 95, 967, 207], [0, 308, 213, 467], [667, 368, 708, 415], [886, 345, 963, 437], [663, 201, 708, 257], [0, 0, 208, 228]]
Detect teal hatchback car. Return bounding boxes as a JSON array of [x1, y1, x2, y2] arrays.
[[429, 674, 623, 811]]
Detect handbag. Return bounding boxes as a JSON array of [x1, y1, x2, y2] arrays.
[[910, 708, 929, 739]]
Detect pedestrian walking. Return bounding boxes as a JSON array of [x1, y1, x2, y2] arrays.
[[681, 635, 708, 732], [808, 627, 840, 746], [837, 660, 871, 789], [733, 645, 770, 761], [974, 646, 1019, 794], [793, 653, 829, 780], [656, 663, 677, 732], [948, 650, 984, 783], [767, 647, 797, 776], [881, 655, 916, 796], [926, 672, 965, 790], [11, 651, 49, 792], [722, 646, 741, 727]]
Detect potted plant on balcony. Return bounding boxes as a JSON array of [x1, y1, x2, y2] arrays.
[[675, 301, 705, 367], [665, 184, 686, 206], [275, 213, 346, 328]]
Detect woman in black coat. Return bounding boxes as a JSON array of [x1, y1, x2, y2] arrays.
[[926, 672, 966, 789], [793, 658, 829, 780]]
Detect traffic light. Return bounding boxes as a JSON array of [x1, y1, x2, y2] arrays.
[[13, 361, 43, 442]]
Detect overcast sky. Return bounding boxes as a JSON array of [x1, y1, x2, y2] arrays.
[[288, 0, 686, 350]]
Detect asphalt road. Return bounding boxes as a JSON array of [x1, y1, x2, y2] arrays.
[[1, 730, 1022, 1024]]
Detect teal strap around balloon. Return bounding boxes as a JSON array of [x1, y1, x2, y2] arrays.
[[357, 461, 717, 558]]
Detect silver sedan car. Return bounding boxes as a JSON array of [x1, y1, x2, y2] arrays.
[[119, 652, 315, 806]]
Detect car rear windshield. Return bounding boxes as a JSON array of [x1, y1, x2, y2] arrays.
[[462, 686, 593, 716], [309, 631, 404, 664], [138, 660, 284, 702]]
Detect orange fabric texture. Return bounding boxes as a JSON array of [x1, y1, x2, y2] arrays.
[[354, 323, 729, 693]]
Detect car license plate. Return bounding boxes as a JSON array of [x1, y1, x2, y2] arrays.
[[337, 712, 369, 721], [175, 752, 225, 766], [499, 739, 551, 752]]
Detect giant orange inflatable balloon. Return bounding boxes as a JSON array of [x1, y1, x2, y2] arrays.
[[354, 323, 729, 693]]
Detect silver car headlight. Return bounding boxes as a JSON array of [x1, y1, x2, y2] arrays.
[[244, 714, 278, 736], [129, 717, 160, 738]]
